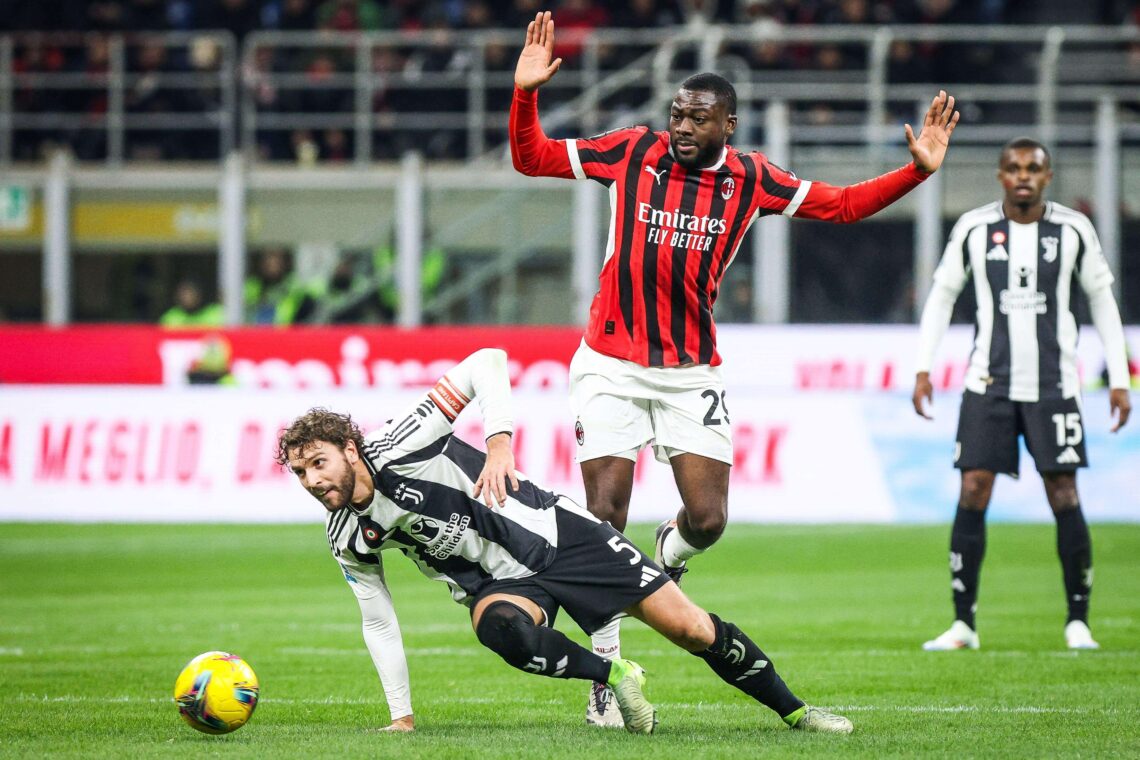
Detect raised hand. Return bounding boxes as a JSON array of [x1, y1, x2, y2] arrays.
[[514, 11, 562, 92], [906, 90, 960, 174]]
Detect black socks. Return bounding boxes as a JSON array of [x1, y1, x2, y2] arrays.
[[475, 601, 611, 683], [1055, 506, 1092, 624], [694, 613, 804, 719], [950, 506, 986, 630]]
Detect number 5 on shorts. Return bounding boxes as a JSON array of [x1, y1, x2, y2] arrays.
[[607, 535, 642, 565]]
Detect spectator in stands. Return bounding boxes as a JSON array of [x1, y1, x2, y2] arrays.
[[244, 248, 316, 325], [125, 40, 182, 160], [200, 0, 263, 42], [612, 0, 682, 27], [315, 0, 393, 31], [552, 0, 609, 63], [266, 0, 318, 30], [186, 335, 237, 384], [372, 244, 448, 324], [125, 0, 170, 30], [160, 278, 225, 328], [310, 253, 385, 324]]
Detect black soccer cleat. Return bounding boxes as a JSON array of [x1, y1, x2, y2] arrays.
[[654, 519, 689, 586]]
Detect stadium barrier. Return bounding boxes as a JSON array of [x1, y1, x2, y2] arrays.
[[1, 325, 1136, 523]]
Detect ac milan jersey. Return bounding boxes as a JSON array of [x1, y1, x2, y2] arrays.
[[510, 87, 928, 368], [566, 127, 813, 366]]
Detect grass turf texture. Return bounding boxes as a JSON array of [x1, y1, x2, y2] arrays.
[[1, 523, 1138, 759]]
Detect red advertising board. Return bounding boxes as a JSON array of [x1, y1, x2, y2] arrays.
[[0, 326, 583, 387]]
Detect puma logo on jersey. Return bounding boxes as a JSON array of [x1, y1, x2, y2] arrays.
[[1056, 446, 1081, 465], [644, 165, 667, 185]]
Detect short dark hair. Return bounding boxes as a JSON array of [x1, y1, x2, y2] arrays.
[[679, 72, 737, 115], [276, 408, 364, 466], [1000, 137, 1051, 168]]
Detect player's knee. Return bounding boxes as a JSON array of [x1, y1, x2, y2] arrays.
[[959, 471, 995, 510], [1045, 476, 1079, 513], [474, 601, 536, 669], [586, 499, 627, 526], [665, 608, 716, 652], [683, 505, 727, 544]]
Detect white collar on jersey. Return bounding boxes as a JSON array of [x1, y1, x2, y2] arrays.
[[667, 144, 729, 171], [996, 200, 1052, 224]]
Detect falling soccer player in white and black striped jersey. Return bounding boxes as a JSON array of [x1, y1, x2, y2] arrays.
[[278, 349, 853, 736], [913, 137, 1132, 652]]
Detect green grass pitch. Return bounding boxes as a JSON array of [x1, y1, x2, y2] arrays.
[[2, 522, 1138, 758]]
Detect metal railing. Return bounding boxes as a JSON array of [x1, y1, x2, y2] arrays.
[[1, 31, 236, 165], [3, 25, 1140, 166]]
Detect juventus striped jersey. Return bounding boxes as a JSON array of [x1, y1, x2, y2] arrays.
[[510, 86, 929, 367], [916, 201, 1129, 402], [326, 349, 589, 607]]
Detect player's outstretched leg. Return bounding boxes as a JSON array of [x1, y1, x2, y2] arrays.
[[694, 613, 853, 735], [474, 600, 655, 734], [587, 615, 624, 728]]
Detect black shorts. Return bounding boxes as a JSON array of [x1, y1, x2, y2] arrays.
[[474, 503, 671, 635], [955, 390, 1088, 477]]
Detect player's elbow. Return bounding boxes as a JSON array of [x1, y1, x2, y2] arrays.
[[511, 152, 541, 177]]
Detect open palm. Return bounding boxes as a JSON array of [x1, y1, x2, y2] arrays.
[[906, 90, 960, 173], [515, 11, 562, 92]]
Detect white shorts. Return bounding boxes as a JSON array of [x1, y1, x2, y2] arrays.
[[568, 340, 734, 465]]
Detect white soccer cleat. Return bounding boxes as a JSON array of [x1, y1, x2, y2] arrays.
[[788, 705, 854, 735], [1064, 620, 1100, 650], [586, 681, 625, 728], [922, 620, 980, 651]]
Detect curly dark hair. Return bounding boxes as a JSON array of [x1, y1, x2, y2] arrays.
[[275, 408, 365, 466]]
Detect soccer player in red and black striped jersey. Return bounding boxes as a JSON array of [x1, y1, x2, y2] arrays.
[[510, 11, 959, 727]]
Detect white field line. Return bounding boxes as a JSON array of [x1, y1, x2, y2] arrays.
[[10, 694, 1132, 715]]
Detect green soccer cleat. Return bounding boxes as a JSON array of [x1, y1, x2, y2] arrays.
[[785, 705, 854, 735], [606, 658, 657, 735]]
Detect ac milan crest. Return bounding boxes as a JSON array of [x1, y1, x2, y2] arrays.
[[574, 420, 585, 446], [720, 177, 735, 200]]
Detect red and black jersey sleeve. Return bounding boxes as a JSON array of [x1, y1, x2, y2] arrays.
[[509, 87, 640, 183], [753, 155, 929, 223]]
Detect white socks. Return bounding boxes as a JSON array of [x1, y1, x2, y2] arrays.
[[591, 616, 621, 666], [663, 524, 703, 566]]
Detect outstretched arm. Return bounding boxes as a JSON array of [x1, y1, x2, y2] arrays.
[[344, 560, 414, 730], [788, 91, 959, 223]]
